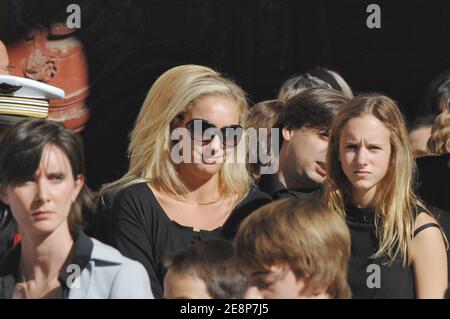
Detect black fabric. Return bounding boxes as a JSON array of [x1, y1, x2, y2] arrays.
[[108, 182, 272, 298], [0, 202, 16, 260], [0, 232, 93, 299], [92, 190, 116, 244], [345, 203, 415, 299], [416, 154, 450, 212], [58, 232, 93, 298], [308, 67, 341, 92], [0, 243, 20, 299], [257, 174, 323, 200], [347, 203, 449, 299]]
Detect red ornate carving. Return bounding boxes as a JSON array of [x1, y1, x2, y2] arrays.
[[7, 24, 90, 132], [0, 40, 9, 75]]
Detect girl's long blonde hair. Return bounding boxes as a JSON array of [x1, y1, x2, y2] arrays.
[[325, 94, 428, 267], [100, 65, 251, 203]]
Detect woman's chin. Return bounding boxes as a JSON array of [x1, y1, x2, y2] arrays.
[[194, 162, 222, 176], [350, 180, 378, 194]]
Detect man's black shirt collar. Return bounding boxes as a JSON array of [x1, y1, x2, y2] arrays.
[[257, 174, 323, 200]]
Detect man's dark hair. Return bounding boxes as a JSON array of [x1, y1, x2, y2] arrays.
[[408, 114, 436, 132], [275, 87, 349, 147], [421, 69, 450, 117]]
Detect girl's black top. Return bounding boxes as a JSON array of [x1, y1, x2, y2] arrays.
[[346, 203, 440, 299]]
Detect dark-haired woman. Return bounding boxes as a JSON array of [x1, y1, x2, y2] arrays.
[[0, 119, 153, 299]]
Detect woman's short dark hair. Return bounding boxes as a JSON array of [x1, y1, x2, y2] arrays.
[[408, 114, 436, 132], [164, 239, 247, 299], [421, 69, 450, 117], [0, 119, 94, 234]]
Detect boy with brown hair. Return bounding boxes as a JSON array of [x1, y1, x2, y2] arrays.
[[234, 198, 351, 299]]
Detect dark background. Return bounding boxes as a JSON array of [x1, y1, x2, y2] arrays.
[[1, 0, 449, 190]]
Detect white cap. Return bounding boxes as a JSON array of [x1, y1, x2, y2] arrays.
[[0, 75, 65, 99], [0, 75, 65, 125]]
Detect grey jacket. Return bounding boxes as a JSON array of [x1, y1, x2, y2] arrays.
[[0, 232, 154, 299], [67, 237, 154, 299]]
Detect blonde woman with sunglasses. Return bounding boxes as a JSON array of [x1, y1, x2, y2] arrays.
[[96, 65, 271, 298]]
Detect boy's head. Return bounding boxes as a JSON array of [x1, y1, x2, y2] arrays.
[[234, 198, 351, 299], [408, 114, 435, 155], [277, 68, 353, 102], [275, 88, 348, 188], [163, 239, 247, 299], [247, 99, 284, 179]]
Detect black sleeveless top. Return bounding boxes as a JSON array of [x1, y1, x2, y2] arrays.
[[345, 203, 440, 299]]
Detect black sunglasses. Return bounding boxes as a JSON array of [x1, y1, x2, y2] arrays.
[[186, 118, 244, 147]]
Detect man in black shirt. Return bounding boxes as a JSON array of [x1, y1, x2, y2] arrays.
[[257, 88, 349, 200], [416, 93, 450, 210], [417, 153, 450, 212], [415, 102, 450, 278]]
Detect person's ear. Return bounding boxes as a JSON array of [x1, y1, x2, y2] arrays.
[[282, 127, 294, 142], [0, 188, 9, 205], [244, 286, 264, 299], [171, 113, 185, 130], [297, 279, 329, 299], [71, 175, 84, 203], [310, 285, 329, 298]]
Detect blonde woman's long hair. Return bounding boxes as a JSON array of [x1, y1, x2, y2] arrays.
[[427, 112, 450, 155], [100, 64, 251, 203], [325, 94, 427, 267]]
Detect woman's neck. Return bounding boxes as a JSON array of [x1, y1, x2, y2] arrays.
[[19, 225, 74, 280], [176, 168, 222, 204], [350, 186, 378, 208]]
